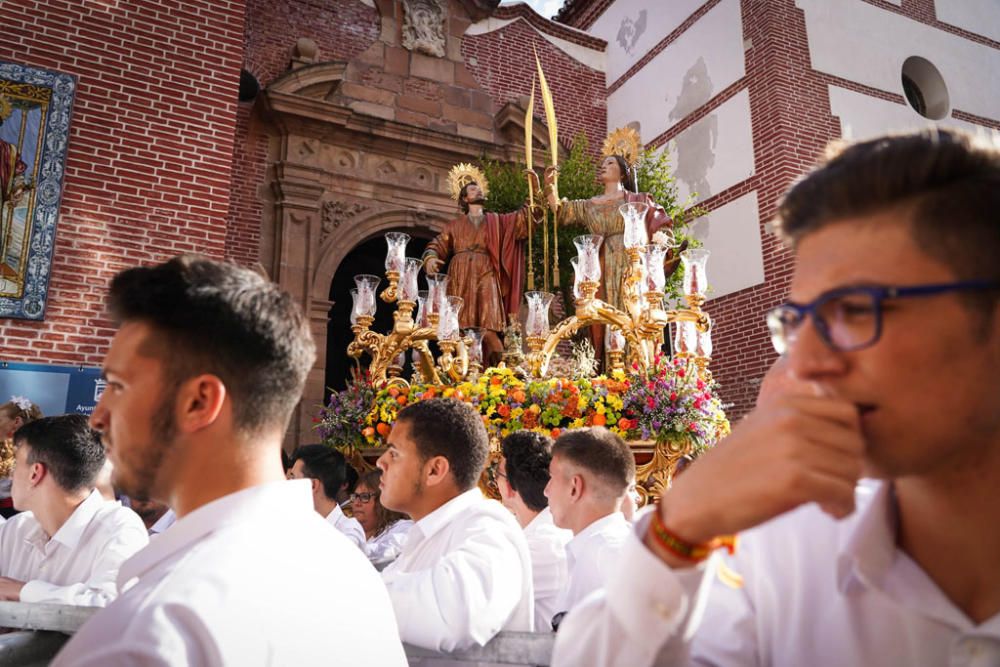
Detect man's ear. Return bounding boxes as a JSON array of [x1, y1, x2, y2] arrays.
[[175, 374, 227, 434], [423, 455, 451, 489], [29, 461, 46, 488], [569, 473, 585, 503]]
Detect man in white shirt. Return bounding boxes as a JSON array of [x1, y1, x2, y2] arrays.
[[545, 427, 634, 621], [0, 413, 148, 606], [53, 255, 406, 666], [497, 430, 571, 632], [379, 398, 534, 653], [287, 444, 366, 550], [553, 128, 1000, 666]]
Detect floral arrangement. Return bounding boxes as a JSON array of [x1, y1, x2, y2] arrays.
[[314, 371, 376, 454], [317, 357, 729, 457]]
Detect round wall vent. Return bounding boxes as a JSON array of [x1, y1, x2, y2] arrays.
[[901, 56, 949, 120]]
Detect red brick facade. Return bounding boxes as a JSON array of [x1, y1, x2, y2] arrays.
[[558, 0, 1000, 418], [0, 0, 244, 365], [462, 5, 607, 154]]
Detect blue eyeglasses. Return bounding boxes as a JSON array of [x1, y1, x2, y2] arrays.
[[766, 280, 1000, 355]]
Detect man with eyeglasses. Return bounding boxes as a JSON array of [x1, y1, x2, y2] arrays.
[[552, 128, 1000, 666]]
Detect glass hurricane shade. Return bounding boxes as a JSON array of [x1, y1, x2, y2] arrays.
[[681, 249, 710, 297], [620, 202, 649, 249], [573, 235, 603, 283], [384, 232, 410, 273]]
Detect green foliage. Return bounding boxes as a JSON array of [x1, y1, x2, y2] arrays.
[[634, 147, 706, 300], [481, 157, 528, 215]]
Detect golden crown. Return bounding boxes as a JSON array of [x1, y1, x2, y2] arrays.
[[601, 126, 642, 166], [447, 163, 489, 202]]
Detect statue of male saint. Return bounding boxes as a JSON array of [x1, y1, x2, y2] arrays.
[[423, 164, 542, 365]]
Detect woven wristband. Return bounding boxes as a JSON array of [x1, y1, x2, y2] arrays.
[[650, 510, 737, 562]]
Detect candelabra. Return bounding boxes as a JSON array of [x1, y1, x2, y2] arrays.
[[347, 233, 472, 385], [524, 202, 713, 378]]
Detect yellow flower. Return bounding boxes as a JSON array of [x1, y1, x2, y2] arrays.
[[570, 418, 585, 429], [443, 387, 455, 398]]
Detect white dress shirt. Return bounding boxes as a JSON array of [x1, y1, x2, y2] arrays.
[[381, 488, 534, 653], [0, 489, 148, 606], [555, 511, 630, 614], [553, 480, 1000, 666], [325, 503, 366, 550], [52, 480, 407, 667], [523, 507, 572, 632], [367, 518, 413, 568]]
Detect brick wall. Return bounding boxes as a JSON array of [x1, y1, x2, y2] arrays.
[[225, 0, 380, 267], [0, 0, 245, 367], [463, 9, 607, 154]]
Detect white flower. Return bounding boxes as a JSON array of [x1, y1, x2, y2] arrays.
[[10, 395, 32, 411]]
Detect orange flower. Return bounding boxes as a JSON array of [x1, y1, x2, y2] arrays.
[[396, 395, 407, 405], [550, 428, 561, 438], [362, 427, 375, 439], [511, 389, 526, 403], [592, 413, 607, 426], [491, 376, 503, 386], [617, 417, 631, 430], [388, 387, 400, 398], [497, 404, 511, 418], [376, 422, 391, 437]]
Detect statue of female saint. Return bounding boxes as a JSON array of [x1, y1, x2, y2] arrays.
[[545, 128, 674, 353]]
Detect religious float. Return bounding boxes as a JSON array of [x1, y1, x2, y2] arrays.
[[317, 63, 729, 504]]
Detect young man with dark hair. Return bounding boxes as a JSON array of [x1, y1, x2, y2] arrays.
[[54, 255, 405, 666], [554, 128, 1000, 666], [498, 431, 571, 632], [378, 398, 534, 653], [0, 414, 147, 606], [288, 444, 365, 550], [545, 427, 635, 617]]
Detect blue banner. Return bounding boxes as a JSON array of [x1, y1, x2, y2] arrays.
[[0, 361, 104, 418]]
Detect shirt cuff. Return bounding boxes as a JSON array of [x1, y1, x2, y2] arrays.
[[20, 579, 60, 603], [606, 508, 712, 642]]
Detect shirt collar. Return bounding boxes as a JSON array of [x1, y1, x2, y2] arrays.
[[326, 504, 345, 523], [413, 488, 484, 543], [836, 479, 897, 592], [524, 506, 554, 535], [39, 489, 106, 551], [117, 479, 313, 590], [567, 511, 627, 557]]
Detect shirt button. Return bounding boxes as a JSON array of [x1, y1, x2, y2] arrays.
[[653, 602, 673, 619]]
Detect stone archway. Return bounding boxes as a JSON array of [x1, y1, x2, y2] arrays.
[[254, 5, 548, 449], [309, 209, 450, 412]]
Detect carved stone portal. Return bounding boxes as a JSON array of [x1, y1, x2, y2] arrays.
[[402, 0, 447, 58], [321, 200, 369, 244]]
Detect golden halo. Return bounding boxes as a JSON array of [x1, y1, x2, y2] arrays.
[[0, 95, 12, 121], [602, 126, 642, 166], [447, 163, 489, 202]]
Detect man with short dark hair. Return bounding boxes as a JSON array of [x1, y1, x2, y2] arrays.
[[378, 398, 533, 653], [498, 430, 571, 632], [288, 444, 365, 550], [54, 255, 406, 666], [545, 427, 634, 617], [554, 128, 1000, 666], [0, 414, 147, 606]]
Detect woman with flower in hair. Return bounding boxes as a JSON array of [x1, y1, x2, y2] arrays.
[[0, 396, 43, 518]]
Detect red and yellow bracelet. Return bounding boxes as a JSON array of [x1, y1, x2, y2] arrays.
[[649, 510, 737, 562]]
